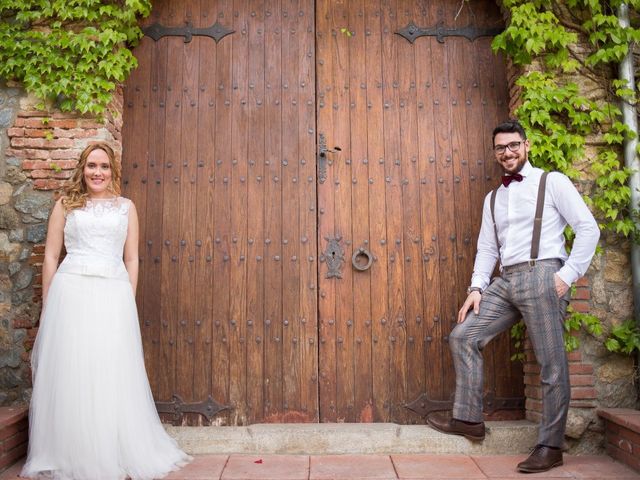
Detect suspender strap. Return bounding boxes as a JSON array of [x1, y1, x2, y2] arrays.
[[489, 171, 549, 261], [490, 188, 500, 250], [530, 171, 549, 260]]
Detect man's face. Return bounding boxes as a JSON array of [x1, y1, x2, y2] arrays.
[[493, 132, 529, 175]]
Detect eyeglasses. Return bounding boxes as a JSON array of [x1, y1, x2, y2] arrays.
[[494, 141, 522, 154]]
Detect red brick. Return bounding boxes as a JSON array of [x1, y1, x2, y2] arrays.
[[23, 128, 49, 138], [575, 276, 590, 287], [52, 170, 73, 180], [45, 119, 81, 129], [26, 328, 38, 339], [569, 374, 595, 386], [29, 169, 51, 179], [607, 444, 640, 472], [49, 149, 81, 160], [570, 300, 590, 313], [526, 410, 542, 423], [0, 443, 27, 471], [1, 429, 28, 452], [12, 316, 33, 329], [525, 385, 542, 399], [13, 117, 49, 128], [572, 288, 591, 300], [569, 363, 594, 375], [10, 148, 50, 160], [0, 420, 27, 442], [77, 119, 104, 128], [11, 137, 74, 149], [53, 127, 98, 138], [566, 350, 583, 362], [569, 400, 596, 408], [524, 374, 541, 386], [619, 425, 640, 446], [523, 363, 541, 374], [6, 127, 24, 137], [33, 179, 65, 190], [525, 398, 542, 412]]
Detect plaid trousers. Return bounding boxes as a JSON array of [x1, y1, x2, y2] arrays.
[[449, 259, 570, 448]]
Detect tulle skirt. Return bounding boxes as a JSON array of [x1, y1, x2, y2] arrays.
[[21, 273, 191, 480]]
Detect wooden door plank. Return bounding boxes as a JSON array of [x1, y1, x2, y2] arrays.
[[413, 11, 441, 405], [297, 0, 319, 422], [316, 0, 337, 422], [348, 0, 373, 423], [158, 0, 186, 407], [396, 0, 424, 424], [364, 0, 390, 423], [140, 33, 167, 396], [175, 0, 201, 421], [380, 0, 407, 422], [192, 0, 218, 423], [211, 0, 233, 422], [280, 0, 303, 420], [227, 0, 250, 424], [328, 0, 357, 423], [262, 0, 284, 420], [243, 0, 267, 424], [428, 5, 456, 401]]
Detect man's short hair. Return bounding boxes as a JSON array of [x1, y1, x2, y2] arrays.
[[492, 120, 527, 146]]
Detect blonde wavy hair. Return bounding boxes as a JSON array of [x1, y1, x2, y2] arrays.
[[61, 142, 121, 212]]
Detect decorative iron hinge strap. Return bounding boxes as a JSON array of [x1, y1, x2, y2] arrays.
[[156, 394, 230, 425], [395, 22, 503, 44], [405, 392, 524, 417], [143, 21, 235, 43]]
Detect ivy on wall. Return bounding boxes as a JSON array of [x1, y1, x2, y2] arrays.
[[0, 0, 151, 115], [493, 0, 640, 355]]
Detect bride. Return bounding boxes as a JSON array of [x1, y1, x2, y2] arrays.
[[21, 143, 190, 480]]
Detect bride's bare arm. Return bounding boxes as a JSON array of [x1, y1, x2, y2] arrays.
[[42, 199, 65, 304], [123, 201, 140, 295]]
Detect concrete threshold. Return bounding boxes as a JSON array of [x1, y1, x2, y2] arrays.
[[166, 420, 538, 455]]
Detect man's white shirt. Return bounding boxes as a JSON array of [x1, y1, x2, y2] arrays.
[[470, 161, 600, 291]]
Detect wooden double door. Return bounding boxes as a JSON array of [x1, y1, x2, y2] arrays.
[[122, 0, 523, 425]]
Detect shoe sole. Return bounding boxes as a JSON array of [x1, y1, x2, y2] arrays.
[[426, 418, 485, 442], [517, 460, 563, 473]]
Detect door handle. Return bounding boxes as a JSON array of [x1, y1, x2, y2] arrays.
[[318, 132, 341, 184]]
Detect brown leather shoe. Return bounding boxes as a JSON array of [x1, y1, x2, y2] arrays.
[[517, 445, 563, 473], [427, 413, 485, 441]]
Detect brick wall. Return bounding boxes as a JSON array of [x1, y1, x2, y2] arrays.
[[0, 90, 122, 397]]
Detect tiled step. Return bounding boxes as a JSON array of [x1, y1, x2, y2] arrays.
[[599, 408, 640, 472], [167, 421, 539, 455], [0, 406, 28, 473], [3, 453, 640, 480]]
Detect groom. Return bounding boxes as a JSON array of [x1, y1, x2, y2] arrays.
[[427, 120, 599, 473]]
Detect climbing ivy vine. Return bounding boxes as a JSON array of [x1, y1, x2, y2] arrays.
[[493, 0, 640, 355], [0, 0, 151, 115]]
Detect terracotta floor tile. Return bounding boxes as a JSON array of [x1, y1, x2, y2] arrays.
[[221, 454, 309, 480], [559, 455, 640, 479], [0, 460, 22, 480], [470, 455, 572, 478], [164, 454, 229, 480], [392, 454, 487, 479], [309, 455, 397, 480]]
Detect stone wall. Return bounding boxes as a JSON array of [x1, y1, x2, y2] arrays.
[[0, 82, 122, 404]]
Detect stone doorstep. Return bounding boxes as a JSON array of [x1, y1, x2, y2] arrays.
[[167, 421, 539, 455]]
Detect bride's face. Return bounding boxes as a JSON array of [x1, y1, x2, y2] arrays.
[[83, 149, 113, 197]]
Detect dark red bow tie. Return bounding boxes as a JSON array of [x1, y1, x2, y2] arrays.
[[501, 173, 523, 187]]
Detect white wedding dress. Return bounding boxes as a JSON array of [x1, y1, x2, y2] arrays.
[[22, 197, 190, 480]]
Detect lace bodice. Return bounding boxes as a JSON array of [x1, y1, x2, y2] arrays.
[[57, 197, 131, 280]]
